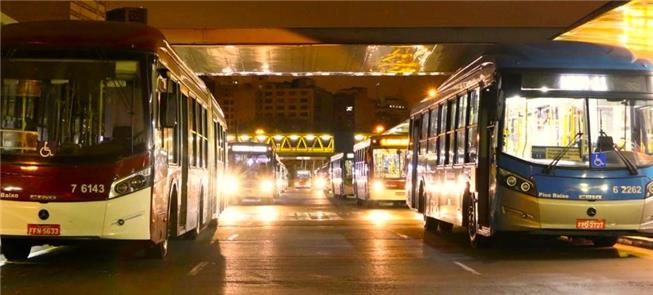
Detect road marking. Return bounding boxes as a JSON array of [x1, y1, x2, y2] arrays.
[[227, 234, 239, 241], [453, 261, 481, 275], [188, 261, 209, 276], [392, 231, 409, 239], [27, 246, 58, 259]]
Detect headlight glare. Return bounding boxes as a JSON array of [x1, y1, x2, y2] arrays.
[[372, 180, 384, 192]]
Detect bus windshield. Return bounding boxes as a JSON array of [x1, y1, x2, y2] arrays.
[[1, 59, 146, 158], [503, 96, 653, 168], [231, 153, 272, 176], [373, 148, 406, 178]]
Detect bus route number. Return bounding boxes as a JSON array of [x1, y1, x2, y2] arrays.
[[612, 186, 642, 194], [71, 184, 105, 193]]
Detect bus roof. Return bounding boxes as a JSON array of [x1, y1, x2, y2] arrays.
[[1, 20, 165, 52], [487, 41, 651, 72], [412, 41, 652, 114]]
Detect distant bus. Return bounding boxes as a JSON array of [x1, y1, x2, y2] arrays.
[[275, 158, 289, 193], [313, 164, 330, 192], [406, 41, 653, 247], [226, 143, 281, 203], [294, 170, 312, 189], [0, 21, 228, 260], [329, 153, 354, 198], [353, 135, 408, 206]]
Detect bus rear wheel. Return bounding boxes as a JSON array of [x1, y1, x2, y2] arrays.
[[591, 236, 618, 247], [1, 239, 31, 261]]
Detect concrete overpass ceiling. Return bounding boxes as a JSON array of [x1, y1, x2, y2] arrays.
[[106, 1, 621, 76], [173, 44, 489, 76]]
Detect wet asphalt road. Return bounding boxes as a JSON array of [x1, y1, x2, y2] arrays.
[[2, 189, 653, 294]]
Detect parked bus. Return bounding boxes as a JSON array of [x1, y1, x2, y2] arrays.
[[353, 135, 408, 206], [406, 41, 653, 247], [226, 142, 281, 203], [330, 153, 354, 198], [0, 21, 228, 259]]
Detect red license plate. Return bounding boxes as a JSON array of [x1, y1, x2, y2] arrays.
[[27, 224, 60, 236], [576, 219, 606, 230]]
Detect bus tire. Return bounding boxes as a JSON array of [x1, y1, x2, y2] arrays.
[[591, 236, 618, 247], [417, 183, 426, 214], [438, 221, 453, 233], [467, 200, 490, 248], [183, 192, 203, 240], [424, 216, 438, 232], [1, 239, 31, 261], [145, 239, 168, 259], [169, 188, 179, 238]]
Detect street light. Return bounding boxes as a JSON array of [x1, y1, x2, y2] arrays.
[[375, 125, 385, 133], [428, 88, 437, 98]]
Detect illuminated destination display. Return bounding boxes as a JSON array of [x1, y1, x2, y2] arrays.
[[521, 73, 650, 93], [231, 144, 270, 153]]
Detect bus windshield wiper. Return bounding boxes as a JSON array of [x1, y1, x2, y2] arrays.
[[543, 132, 583, 175], [612, 144, 638, 175]]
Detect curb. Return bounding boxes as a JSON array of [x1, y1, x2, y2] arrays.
[[618, 236, 653, 249]]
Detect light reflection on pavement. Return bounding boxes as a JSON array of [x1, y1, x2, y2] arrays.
[[1, 189, 652, 294]]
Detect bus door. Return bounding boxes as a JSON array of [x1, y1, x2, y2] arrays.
[[408, 116, 421, 210], [475, 85, 498, 230]]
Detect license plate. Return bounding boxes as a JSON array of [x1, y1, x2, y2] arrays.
[[395, 191, 404, 196], [27, 224, 60, 236], [576, 219, 606, 230]]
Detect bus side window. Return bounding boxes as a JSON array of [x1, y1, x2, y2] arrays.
[[429, 107, 439, 156], [438, 103, 448, 166], [420, 112, 430, 155], [163, 80, 180, 164], [189, 97, 196, 167], [466, 89, 480, 164], [456, 93, 468, 164]]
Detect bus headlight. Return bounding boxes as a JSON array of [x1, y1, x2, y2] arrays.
[[260, 179, 274, 192], [224, 175, 239, 195], [647, 182, 653, 198], [109, 168, 151, 199], [498, 168, 536, 196], [372, 180, 384, 192], [314, 177, 326, 189]]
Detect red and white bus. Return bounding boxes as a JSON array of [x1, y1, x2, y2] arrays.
[[353, 135, 409, 206], [0, 20, 228, 260]]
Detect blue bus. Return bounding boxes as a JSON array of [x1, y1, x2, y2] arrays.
[[405, 41, 653, 247]]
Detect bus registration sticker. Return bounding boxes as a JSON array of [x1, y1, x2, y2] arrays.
[[27, 224, 60, 236], [576, 219, 605, 230]]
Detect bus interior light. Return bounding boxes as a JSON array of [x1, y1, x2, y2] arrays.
[[380, 138, 409, 146]]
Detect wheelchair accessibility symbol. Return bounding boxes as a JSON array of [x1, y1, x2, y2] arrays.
[[39, 141, 54, 158], [591, 153, 607, 168]]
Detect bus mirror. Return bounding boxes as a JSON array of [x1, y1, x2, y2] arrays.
[[160, 92, 177, 128]]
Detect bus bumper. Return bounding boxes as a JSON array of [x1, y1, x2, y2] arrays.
[[496, 188, 653, 236], [0, 188, 151, 240], [369, 188, 406, 201], [232, 187, 274, 201]]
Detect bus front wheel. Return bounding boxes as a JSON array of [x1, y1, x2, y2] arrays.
[[1, 239, 31, 261], [467, 201, 490, 248], [145, 239, 168, 259]]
